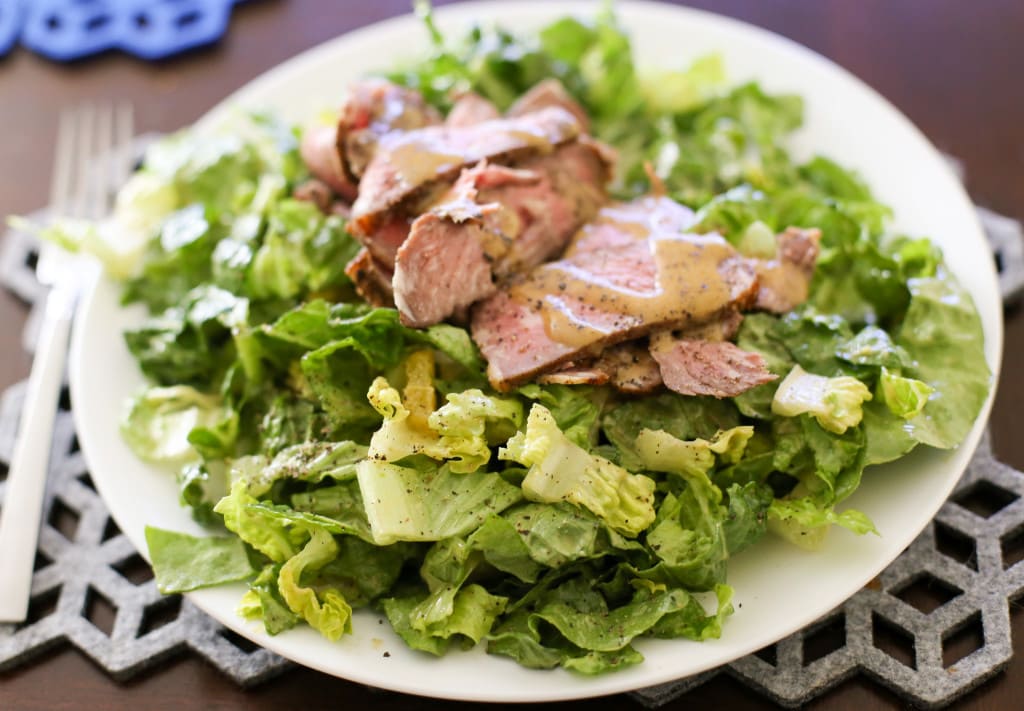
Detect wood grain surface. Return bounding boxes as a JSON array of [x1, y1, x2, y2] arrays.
[[1, 1, 1021, 709]]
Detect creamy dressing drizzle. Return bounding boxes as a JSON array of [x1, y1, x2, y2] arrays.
[[509, 203, 741, 349], [756, 262, 808, 308], [378, 109, 579, 195], [385, 141, 465, 189]]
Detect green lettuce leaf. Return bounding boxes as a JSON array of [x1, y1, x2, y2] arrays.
[[177, 462, 228, 526], [878, 367, 934, 420], [243, 440, 366, 497], [290, 480, 371, 535], [367, 378, 521, 473], [246, 199, 360, 300], [497, 502, 639, 570], [772, 364, 873, 435], [837, 326, 912, 370], [603, 393, 741, 469], [768, 496, 877, 550], [466, 514, 543, 583], [633, 428, 760, 589], [213, 478, 305, 562], [238, 563, 302, 635], [121, 385, 234, 463], [894, 273, 991, 449], [356, 460, 522, 545], [515, 383, 605, 449], [278, 528, 352, 641], [145, 526, 255, 594], [721, 482, 774, 555], [122, 204, 221, 311], [315, 537, 416, 608], [123, 285, 249, 387], [501, 404, 656, 536], [382, 595, 450, 656]]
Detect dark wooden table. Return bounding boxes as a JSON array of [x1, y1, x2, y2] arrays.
[[1, 1, 1021, 708]]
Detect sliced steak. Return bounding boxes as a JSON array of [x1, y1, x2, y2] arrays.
[[508, 78, 590, 133], [391, 140, 613, 328], [502, 139, 613, 273], [536, 363, 611, 387], [350, 107, 582, 240], [392, 213, 500, 328], [539, 341, 665, 393], [755, 227, 821, 313], [358, 214, 414, 266], [471, 197, 760, 390], [446, 92, 501, 127], [300, 124, 358, 202], [600, 342, 663, 393], [649, 333, 776, 398], [538, 308, 744, 396], [664, 309, 745, 343], [390, 161, 528, 327], [292, 177, 334, 213], [345, 248, 395, 308], [336, 78, 442, 182]]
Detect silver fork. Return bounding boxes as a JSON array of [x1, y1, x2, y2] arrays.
[[0, 104, 134, 622]]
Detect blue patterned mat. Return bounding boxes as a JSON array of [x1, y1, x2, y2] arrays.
[[1, 0, 247, 61]]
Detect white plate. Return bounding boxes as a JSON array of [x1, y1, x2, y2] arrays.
[[70, 1, 1003, 702]]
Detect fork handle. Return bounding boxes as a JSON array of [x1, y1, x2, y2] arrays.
[[0, 286, 74, 622]]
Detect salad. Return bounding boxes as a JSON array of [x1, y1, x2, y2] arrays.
[[48, 4, 990, 675]]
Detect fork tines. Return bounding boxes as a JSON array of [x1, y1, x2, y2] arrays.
[[53, 102, 135, 222]]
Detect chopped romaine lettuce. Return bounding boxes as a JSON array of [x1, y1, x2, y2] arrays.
[[366, 369, 522, 473], [878, 367, 934, 419], [501, 404, 656, 536], [356, 460, 522, 545], [145, 526, 256, 593], [278, 528, 353, 641], [768, 497, 878, 550], [121, 385, 234, 463], [772, 364, 873, 434]]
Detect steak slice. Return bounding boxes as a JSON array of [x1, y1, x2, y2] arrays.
[[345, 248, 396, 308], [392, 207, 504, 328], [292, 177, 335, 213], [300, 124, 358, 202], [354, 214, 414, 266], [537, 310, 744, 395], [501, 139, 613, 273], [755, 227, 821, 313], [392, 140, 613, 328], [602, 342, 664, 394], [649, 332, 776, 398], [536, 363, 611, 387], [446, 92, 501, 127], [350, 107, 581, 239], [508, 78, 590, 133], [538, 341, 663, 394], [336, 78, 443, 182], [471, 197, 759, 390], [300, 79, 441, 204], [663, 309, 745, 343]]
